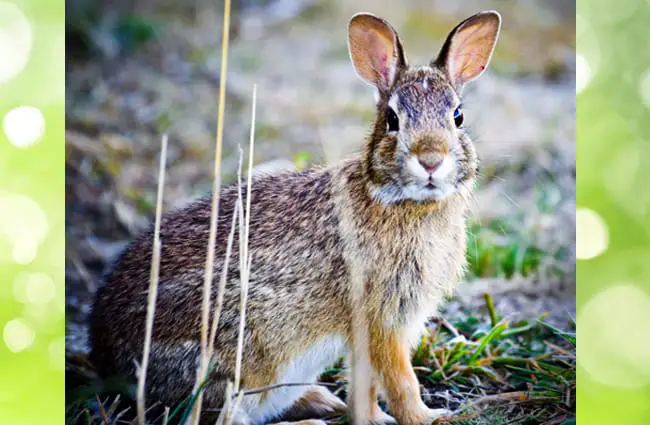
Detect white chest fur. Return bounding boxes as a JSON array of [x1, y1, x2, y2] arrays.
[[385, 212, 467, 341], [247, 334, 348, 424]]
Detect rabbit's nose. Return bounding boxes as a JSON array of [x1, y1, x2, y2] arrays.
[[419, 157, 442, 174]]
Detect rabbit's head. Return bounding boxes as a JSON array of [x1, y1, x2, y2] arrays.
[[348, 11, 501, 204]]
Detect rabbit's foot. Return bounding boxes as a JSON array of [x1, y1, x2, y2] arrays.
[[391, 406, 451, 425], [422, 407, 452, 424], [280, 385, 347, 421], [273, 420, 328, 425], [370, 407, 396, 425]]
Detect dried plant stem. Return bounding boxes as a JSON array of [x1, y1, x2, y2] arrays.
[[215, 381, 234, 425], [96, 395, 110, 425], [137, 134, 168, 425], [240, 381, 336, 396], [208, 200, 240, 355], [243, 85, 257, 270], [234, 84, 257, 394], [208, 148, 243, 357], [224, 391, 245, 425], [189, 0, 232, 423], [162, 407, 170, 425]]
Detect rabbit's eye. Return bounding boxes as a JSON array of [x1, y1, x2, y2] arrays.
[[454, 107, 464, 128], [385, 107, 399, 133]]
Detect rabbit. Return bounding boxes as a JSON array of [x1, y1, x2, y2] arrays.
[[89, 9, 501, 425]]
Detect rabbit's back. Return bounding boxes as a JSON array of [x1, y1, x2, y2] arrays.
[[89, 167, 351, 392]]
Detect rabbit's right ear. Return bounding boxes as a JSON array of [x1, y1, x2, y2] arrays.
[[433, 11, 501, 90], [348, 13, 406, 93]]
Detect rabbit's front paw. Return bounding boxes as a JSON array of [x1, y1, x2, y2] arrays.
[[372, 409, 397, 425], [422, 408, 452, 424]]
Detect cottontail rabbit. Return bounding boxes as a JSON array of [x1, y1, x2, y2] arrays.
[[89, 10, 501, 425]]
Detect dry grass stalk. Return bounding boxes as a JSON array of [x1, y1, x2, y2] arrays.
[[234, 84, 257, 393], [224, 392, 245, 425], [189, 0, 233, 423], [208, 197, 241, 354], [162, 406, 170, 425], [136, 134, 168, 425], [200, 120, 242, 425], [96, 394, 110, 425], [215, 381, 234, 425]]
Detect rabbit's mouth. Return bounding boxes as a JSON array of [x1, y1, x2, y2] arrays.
[[425, 182, 438, 190]]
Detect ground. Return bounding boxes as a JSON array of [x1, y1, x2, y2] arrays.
[[65, 0, 576, 423]]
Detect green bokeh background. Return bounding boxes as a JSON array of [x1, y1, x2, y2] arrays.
[[0, 0, 64, 424], [577, 0, 650, 423], [1, 0, 650, 423]]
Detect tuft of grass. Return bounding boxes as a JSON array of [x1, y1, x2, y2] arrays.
[[465, 215, 567, 280], [411, 301, 575, 424]]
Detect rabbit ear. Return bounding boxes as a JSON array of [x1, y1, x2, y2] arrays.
[[348, 13, 406, 93], [434, 10, 501, 90]]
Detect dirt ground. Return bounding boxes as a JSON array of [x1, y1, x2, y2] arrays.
[[65, 0, 576, 355]]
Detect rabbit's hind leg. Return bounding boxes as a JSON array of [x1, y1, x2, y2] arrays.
[[273, 420, 328, 425], [278, 385, 347, 422]]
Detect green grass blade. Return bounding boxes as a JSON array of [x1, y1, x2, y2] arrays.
[[468, 321, 508, 365]]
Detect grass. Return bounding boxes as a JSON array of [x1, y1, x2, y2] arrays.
[[465, 178, 571, 281], [66, 289, 575, 425], [466, 218, 554, 280], [416, 308, 575, 424], [318, 295, 576, 425]]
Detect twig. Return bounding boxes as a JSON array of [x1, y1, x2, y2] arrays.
[[202, 382, 340, 414], [240, 381, 336, 396], [189, 0, 232, 423], [137, 134, 168, 425], [455, 391, 556, 414], [541, 415, 572, 425], [432, 411, 481, 424]]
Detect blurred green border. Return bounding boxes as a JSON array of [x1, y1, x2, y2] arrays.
[[577, 0, 650, 423], [0, 0, 65, 424], [2, 0, 650, 423]]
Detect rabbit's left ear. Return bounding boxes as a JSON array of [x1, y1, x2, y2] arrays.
[[348, 13, 407, 93], [433, 11, 501, 90]]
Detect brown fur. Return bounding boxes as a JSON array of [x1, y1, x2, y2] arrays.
[[279, 386, 347, 422], [89, 10, 500, 425]]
